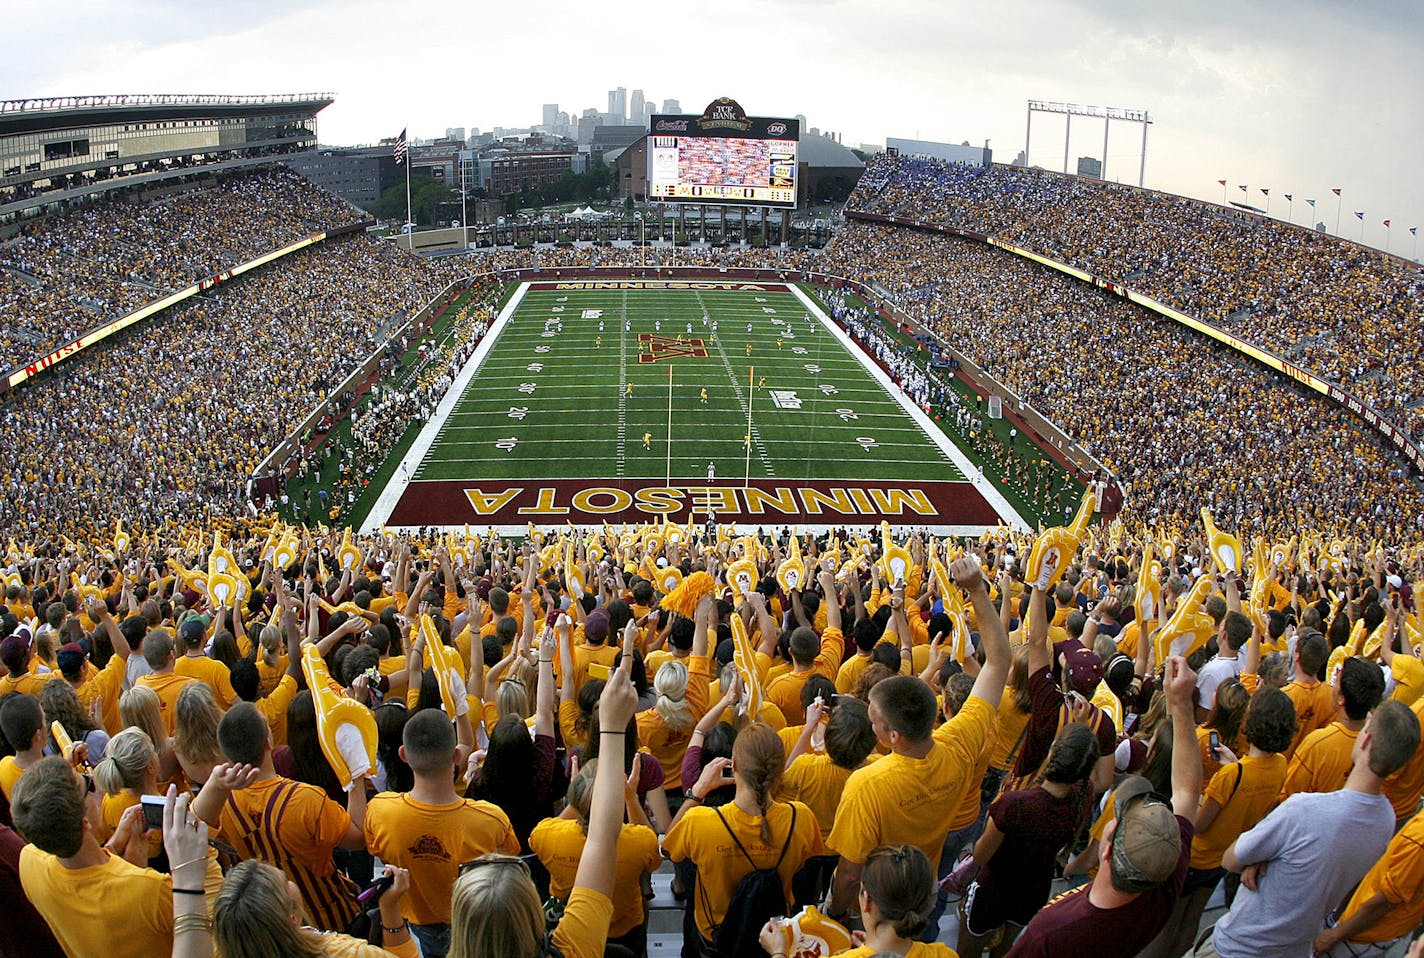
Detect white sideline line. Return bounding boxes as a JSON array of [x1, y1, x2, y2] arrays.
[[787, 285, 1027, 532], [360, 283, 532, 533]]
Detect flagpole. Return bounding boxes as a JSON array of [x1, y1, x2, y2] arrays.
[[1335, 191, 1342, 235], [744, 365, 754, 490], [666, 363, 674, 489]]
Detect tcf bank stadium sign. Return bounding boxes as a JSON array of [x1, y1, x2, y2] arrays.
[[383, 479, 1005, 528]]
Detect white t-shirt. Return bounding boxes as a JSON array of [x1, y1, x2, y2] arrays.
[[1196, 654, 1242, 710]]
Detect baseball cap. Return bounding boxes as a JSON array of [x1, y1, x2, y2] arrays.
[[1109, 776, 1181, 892], [56, 642, 86, 676], [584, 608, 610, 643], [1064, 646, 1103, 696], [0, 635, 29, 674], [179, 618, 206, 645]]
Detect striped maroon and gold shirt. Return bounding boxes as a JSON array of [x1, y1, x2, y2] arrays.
[[218, 776, 358, 930]]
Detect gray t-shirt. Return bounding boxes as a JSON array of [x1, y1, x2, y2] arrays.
[[1213, 788, 1395, 958]]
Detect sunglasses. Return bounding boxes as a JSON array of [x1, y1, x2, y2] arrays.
[[459, 855, 532, 877]]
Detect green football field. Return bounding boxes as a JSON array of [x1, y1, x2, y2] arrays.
[[363, 281, 1020, 532], [420, 285, 962, 482]]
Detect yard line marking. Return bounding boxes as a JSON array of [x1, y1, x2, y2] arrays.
[[787, 284, 1024, 530], [695, 289, 776, 479], [362, 282, 532, 532], [615, 289, 628, 479]]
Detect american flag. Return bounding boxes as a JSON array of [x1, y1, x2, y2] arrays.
[[393, 128, 407, 166]]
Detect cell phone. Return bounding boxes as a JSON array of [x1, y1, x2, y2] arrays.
[[1208, 731, 1221, 760], [720, 764, 735, 782], [140, 794, 166, 830], [1068, 691, 1087, 707], [357, 871, 395, 904]]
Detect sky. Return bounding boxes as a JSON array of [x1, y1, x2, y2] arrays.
[[4, 0, 1421, 256]]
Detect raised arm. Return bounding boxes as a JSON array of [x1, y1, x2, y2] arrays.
[[955, 556, 1009, 707], [1162, 655, 1204, 819], [568, 652, 638, 900], [88, 597, 131, 660], [1027, 580, 1051, 675], [534, 622, 557, 739]]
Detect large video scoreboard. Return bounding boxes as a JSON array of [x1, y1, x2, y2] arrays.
[[648, 98, 800, 208]]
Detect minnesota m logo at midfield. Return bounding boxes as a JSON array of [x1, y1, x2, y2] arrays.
[[638, 333, 709, 363]]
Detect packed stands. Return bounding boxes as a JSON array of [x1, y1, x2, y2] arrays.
[[846, 153, 1424, 433], [0, 166, 367, 364], [0, 233, 464, 542], [818, 220, 1424, 541]]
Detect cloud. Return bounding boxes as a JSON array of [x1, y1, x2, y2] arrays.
[[1, 0, 1419, 250]]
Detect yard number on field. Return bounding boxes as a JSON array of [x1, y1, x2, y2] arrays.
[[496, 437, 519, 452]]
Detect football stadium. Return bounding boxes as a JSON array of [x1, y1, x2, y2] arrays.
[[2, 10, 1423, 957]]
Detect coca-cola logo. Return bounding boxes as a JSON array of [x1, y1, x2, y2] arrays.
[[655, 119, 688, 132], [767, 122, 788, 136]]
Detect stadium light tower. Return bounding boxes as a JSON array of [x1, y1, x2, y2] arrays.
[[1024, 100, 1151, 186]]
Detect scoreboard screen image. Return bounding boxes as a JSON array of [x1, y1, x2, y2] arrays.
[[648, 103, 800, 208], [648, 136, 798, 207]]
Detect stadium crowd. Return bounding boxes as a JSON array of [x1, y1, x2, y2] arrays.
[[8, 160, 1424, 958], [3, 515, 1424, 958], [0, 167, 365, 362], [818, 221, 1424, 541], [847, 154, 1424, 433], [0, 233, 466, 542]]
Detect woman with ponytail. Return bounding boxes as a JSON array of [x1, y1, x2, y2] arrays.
[[255, 624, 286, 696], [92, 727, 165, 867], [760, 844, 956, 957], [955, 721, 1100, 958], [663, 722, 824, 955]]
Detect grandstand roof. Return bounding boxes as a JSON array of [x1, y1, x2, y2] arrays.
[[0, 93, 335, 136], [798, 133, 863, 170]]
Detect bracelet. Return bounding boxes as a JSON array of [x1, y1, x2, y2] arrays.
[[174, 914, 212, 934], [539, 657, 555, 664], [382, 922, 407, 934], [170, 857, 207, 873], [172, 887, 206, 896], [600, 730, 625, 737], [683, 792, 703, 804]]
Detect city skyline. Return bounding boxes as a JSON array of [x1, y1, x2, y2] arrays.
[[3, 0, 1419, 253]]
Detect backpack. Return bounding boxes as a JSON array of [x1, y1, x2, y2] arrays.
[[707, 803, 798, 958]]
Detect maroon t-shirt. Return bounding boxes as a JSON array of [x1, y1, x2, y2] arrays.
[[0, 825, 65, 958], [1012, 666, 1116, 784], [1005, 815, 1193, 958], [978, 784, 1090, 923]]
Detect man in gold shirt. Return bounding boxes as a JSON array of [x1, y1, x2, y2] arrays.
[[134, 630, 198, 734], [13, 757, 177, 958], [826, 556, 1010, 942]]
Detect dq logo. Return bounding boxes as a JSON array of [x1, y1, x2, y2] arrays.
[[767, 122, 788, 136]]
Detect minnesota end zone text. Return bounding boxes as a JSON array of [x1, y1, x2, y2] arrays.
[[385, 479, 1002, 527]]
